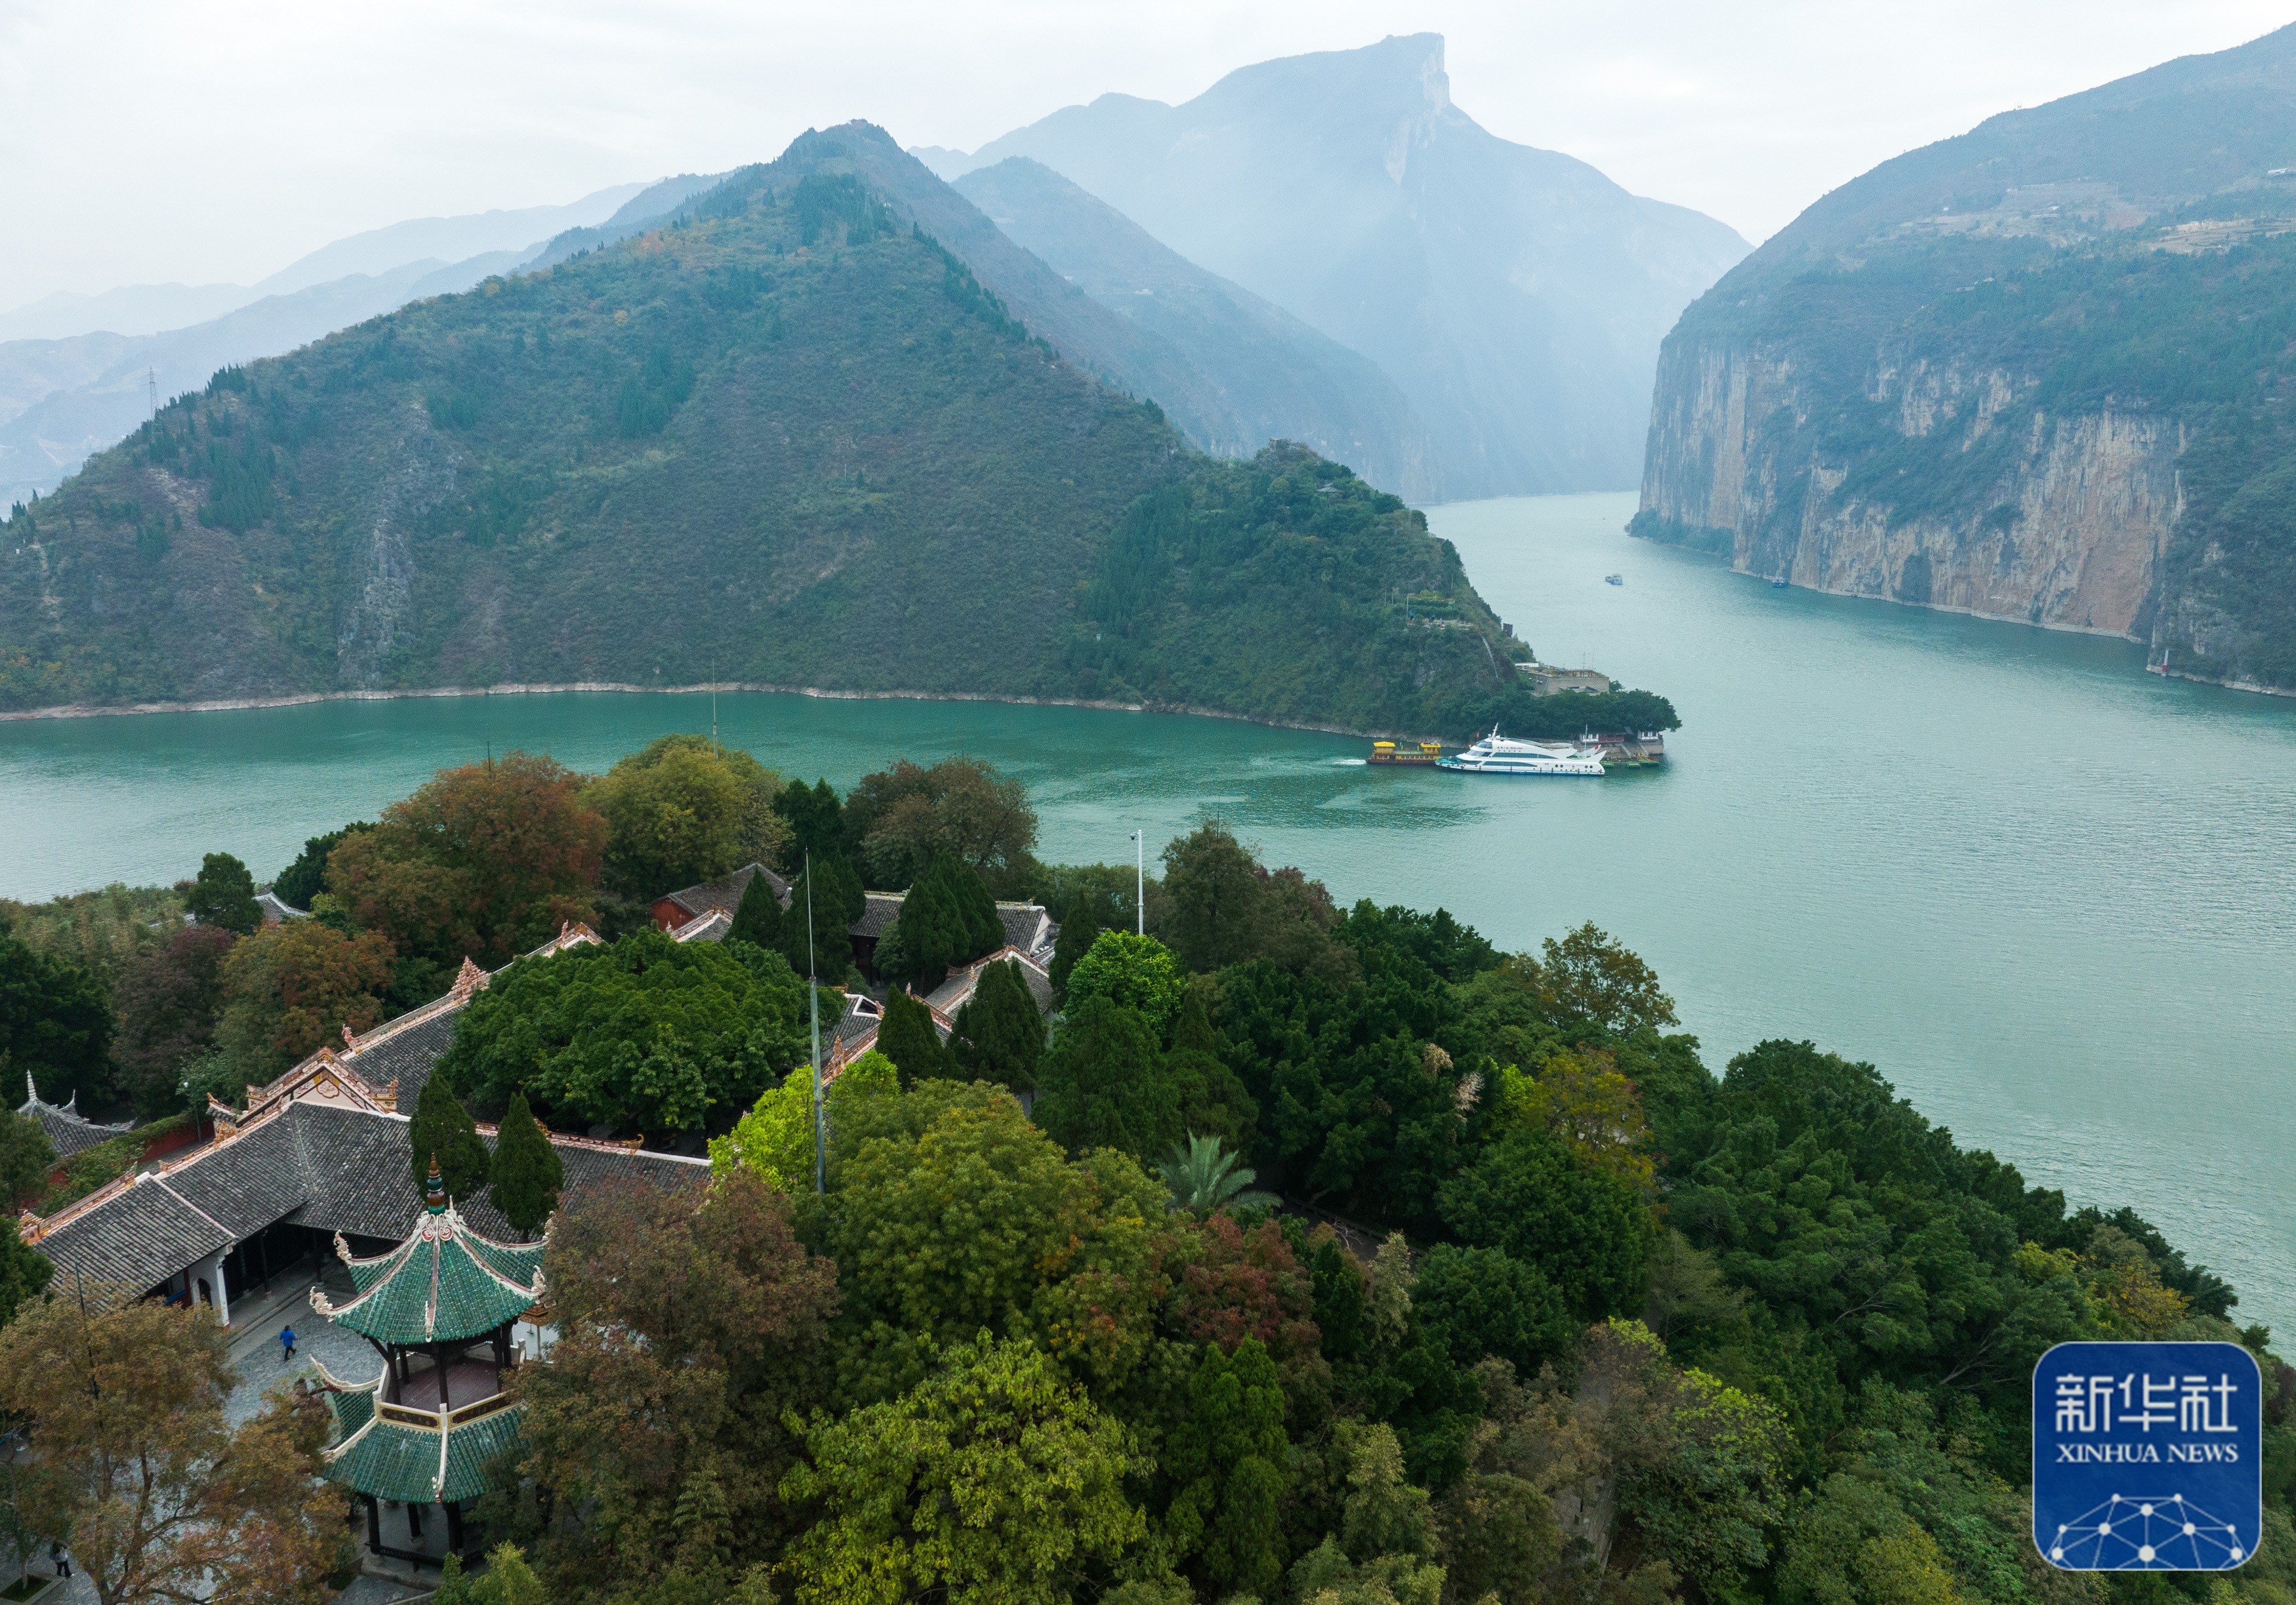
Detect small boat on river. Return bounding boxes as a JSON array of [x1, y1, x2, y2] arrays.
[[1437, 728, 1607, 777]]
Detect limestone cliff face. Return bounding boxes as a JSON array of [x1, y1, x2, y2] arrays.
[[1637, 334, 2183, 637]]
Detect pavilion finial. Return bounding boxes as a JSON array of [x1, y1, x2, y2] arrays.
[[425, 1154, 446, 1213], [451, 956, 488, 1002]]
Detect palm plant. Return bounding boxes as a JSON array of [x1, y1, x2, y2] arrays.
[[1158, 1133, 1277, 1215]]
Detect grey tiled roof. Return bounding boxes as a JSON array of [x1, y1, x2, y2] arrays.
[[18, 1074, 133, 1160], [851, 891, 905, 939], [255, 890, 308, 922], [164, 1113, 312, 1238], [665, 863, 789, 918], [996, 904, 1056, 956], [342, 1006, 462, 1111], [39, 1178, 231, 1288]]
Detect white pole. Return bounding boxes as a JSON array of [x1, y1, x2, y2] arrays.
[[1132, 830, 1144, 935]]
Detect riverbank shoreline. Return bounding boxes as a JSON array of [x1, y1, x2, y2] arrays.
[[0, 680, 1412, 741]]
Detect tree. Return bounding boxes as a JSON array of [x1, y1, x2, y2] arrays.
[[270, 824, 369, 912], [213, 920, 394, 1094], [0, 884, 182, 990], [1284, 1423, 1446, 1605], [0, 1215, 52, 1327], [781, 853, 863, 983], [518, 1168, 838, 1599], [1167, 1211, 1324, 1392], [876, 855, 998, 990], [585, 735, 788, 899], [0, 1291, 338, 1605], [435, 929, 809, 1135], [1159, 986, 1257, 1150], [110, 923, 236, 1118], [726, 868, 786, 950], [1158, 1135, 1274, 1215], [1493, 1048, 1656, 1196], [1411, 1245, 1572, 1377], [1437, 1126, 1654, 1320], [829, 1081, 1168, 1398], [947, 959, 1044, 1093], [1, 1106, 56, 1205], [181, 851, 259, 935], [326, 752, 607, 969], [873, 988, 943, 1087], [409, 1076, 493, 1204], [781, 1333, 1144, 1605], [773, 777, 846, 870], [433, 1543, 550, 1605], [1520, 923, 1678, 1039], [0, 929, 113, 1110], [709, 1049, 901, 1192], [1032, 996, 1178, 1160], [842, 756, 1040, 895], [1163, 1337, 1288, 1597], [490, 1091, 564, 1237], [1158, 823, 1265, 972], [1064, 930, 1184, 1040]]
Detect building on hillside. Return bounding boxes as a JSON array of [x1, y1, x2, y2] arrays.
[[255, 889, 308, 925], [17, 1072, 133, 1160], [823, 945, 1056, 1080], [309, 1157, 542, 1566], [650, 863, 790, 935], [16, 922, 704, 1323], [1520, 662, 1614, 696]]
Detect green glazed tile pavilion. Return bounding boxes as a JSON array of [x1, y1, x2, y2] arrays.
[[309, 1156, 546, 1564]]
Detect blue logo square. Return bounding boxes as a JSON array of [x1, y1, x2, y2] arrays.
[[2033, 1340, 2263, 1570]]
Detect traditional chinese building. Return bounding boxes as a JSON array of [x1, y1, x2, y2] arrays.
[[307, 1157, 544, 1565]]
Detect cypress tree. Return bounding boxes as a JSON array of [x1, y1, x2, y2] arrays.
[[185, 851, 261, 935], [876, 988, 944, 1088], [408, 1076, 492, 1203], [489, 1090, 564, 1239], [890, 868, 959, 988], [728, 868, 786, 950], [780, 855, 860, 982], [950, 960, 1045, 1094]]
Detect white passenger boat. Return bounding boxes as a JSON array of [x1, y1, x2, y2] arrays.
[[1436, 727, 1607, 777]]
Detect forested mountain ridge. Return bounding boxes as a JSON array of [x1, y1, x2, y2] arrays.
[[0, 132, 1609, 740], [1636, 22, 2296, 690]]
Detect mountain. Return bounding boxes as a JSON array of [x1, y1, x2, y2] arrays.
[[0, 184, 660, 501], [0, 132, 1582, 742], [929, 34, 1750, 497], [951, 157, 1437, 499], [1635, 24, 2296, 691]]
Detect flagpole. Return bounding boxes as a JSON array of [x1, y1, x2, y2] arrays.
[[807, 853, 824, 1194]]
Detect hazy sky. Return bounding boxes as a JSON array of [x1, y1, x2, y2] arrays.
[[3, 0, 2291, 310]]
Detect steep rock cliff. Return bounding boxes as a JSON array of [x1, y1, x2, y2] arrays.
[[1635, 22, 2296, 689]]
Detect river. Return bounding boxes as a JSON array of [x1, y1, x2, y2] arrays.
[[5, 492, 2293, 1329]]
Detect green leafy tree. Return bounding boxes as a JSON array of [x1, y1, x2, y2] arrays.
[[409, 1075, 492, 1204], [827, 1081, 1168, 1398], [1163, 1337, 1288, 1596], [517, 1167, 838, 1600], [773, 778, 846, 870], [1285, 1422, 1446, 1605], [1158, 1134, 1274, 1215], [1063, 929, 1183, 1039], [1438, 1126, 1653, 1320], [844, 756, 1040, 895], [182, 851, 260, 935], [432, 1543, 550, 1605], [489, 1091, 563, 1237], [326, 752, 606, 970], [876, 855, 999, 990], [110, 924, 237, 1118], [0, 929, 115, 1110], [726, 868, 785, 950], [781, 1333, 1145, 1605], [1, 1105, 56, 1204], [709, 1049, 901, 1192], [947, 958, 1044, 1093], [781, 853, 863, 983], [873, 988, 943, 1087], [0, 883, 183, 990], [270, 824, 369, 912], [1158, 986, 1258, 1150], [1519, 922, 1679, 1040], [436, 928, 809, 1135], [213, 920, 394, 1095], [586, 735, 788, 899], [0, 1214, 52, 1326], [1158, 823, 1265, 973], [1033, 995, 1178, 1160], [1412, 1244, 1572, 1377]]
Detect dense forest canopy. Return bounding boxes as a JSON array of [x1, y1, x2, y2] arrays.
[[2, 745, 2285, 1604], [0, 136, 1672, 743]]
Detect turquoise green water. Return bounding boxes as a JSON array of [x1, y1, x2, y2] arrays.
[[5, 492, 2293, 1328]]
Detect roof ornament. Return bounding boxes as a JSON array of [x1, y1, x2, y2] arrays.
[[342, 1023, 356, 1048], [425, 1154, 447, 1215], [450, 956, 488, 1002]]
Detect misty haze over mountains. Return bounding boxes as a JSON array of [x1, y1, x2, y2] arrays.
[[1, 33, 1748, 508], [922, 34, 1750, 498]]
